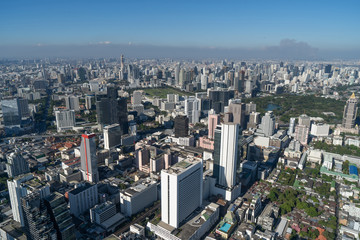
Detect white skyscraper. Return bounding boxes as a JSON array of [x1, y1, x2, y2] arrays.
[[6, 151, 30, 178], [132, 90, 143, 105], [103, 124, 122, 150], [201, 74, 208, 90], [184, 97, 200, 124], [218, 123, 239, 188], [288, 117, 296, 136], [175, 64, 180, 86], [260, 111, 276, 137], [8, 174, 50, 226], [65, 95, 80, 111], [161, 157, 203, 228], [55, 110, 76, 132]]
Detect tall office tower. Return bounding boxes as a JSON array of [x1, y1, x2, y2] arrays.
[[174, 115, 189, 137], [245, 80, 253, 94], [248, 112, 260, 129], [21, 193, 57, 240], [175, 64, 180, 86], [121, 55, 125, 70], [8, 174, 50, 226], [167, 94, 179, 103], [17, 98, 30, 118], [96, 96, 128, 134], [245, 102, 256, 115], [213, 125, 222, 181], [208, 112, 220, 139], [298, 114, 311, 128], [55, 110, 76, 132], [218, 123, 239, 188], [107, 86, 118, 99], [161, 158, 203, 228], [57, 73, 65, 84], [184, 97, 200, 124], [6, 151, 29, 178], [44, 192, 76, 240], [85, 95, 92, 109], [96, 96, 118, 125], [132, 90, 143, 105], [208, 89, 234, 113], [68, 183, 98, 217], [260, 111, 276, 137], [8, 174, 33, 225], [117, 97, 129, 134], [295, 125, 309, 145], [119, 55, 125, 80], [228, 101, 246, 128], [179, 68, 185, 87], [103, 124, 122, 150], [80, 134, 99, 183], [1, 99, 21, 126], [65, 95, 80, 111], [288, 117, 296, 135], [324, 64, 332, 74], [201, 74, 208, 90], [342, 93, 358, 129]]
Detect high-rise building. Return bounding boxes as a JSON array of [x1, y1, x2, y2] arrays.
[[21, 193, 57, 240], [96, 96, 128, 134], [342, 93, 358, 129], [80, 134, 99, 183], [174, 115, 189, 138], [324, 64, 332, 74], [288, 117, 296, 135], [228, 100, 246, 128], [208, 112, 220, 139], [260, 111, 276, 137], [174, 64, 180, 86], [55, 110, 76, 132], [68, 183, 98, 217], [132, 90, 143, 105], [248, 112, 260, 129], [6, 151, 29, 178], [57, 73, 65, 84], [85, 95, 92, 109], [161, 157, 203, 228], [8, 174, 50, 226], [245, 102, 256, 115], [295, 125, 309, 145], [17, 98, 30, 118], [218, 123, 239, 188], [8, 174, 33, 225], [298, 114, 311, 128], [44, 192, 76, 240], [65, 95, 80, 111], [184, 97, 200, 124], [103, 124, 122, 150], [1, 99, 21, 127], [96, 96, 118, 125], [208, 89, 234, 113], [179, 68, 185, 87]]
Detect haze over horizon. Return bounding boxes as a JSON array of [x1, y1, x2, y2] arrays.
[[1, 0, 359, 59]]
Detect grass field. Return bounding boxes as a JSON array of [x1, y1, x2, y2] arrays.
[[141, 87, 194, 98]]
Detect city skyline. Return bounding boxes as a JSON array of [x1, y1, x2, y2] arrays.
[[1, 0, 360, 59]]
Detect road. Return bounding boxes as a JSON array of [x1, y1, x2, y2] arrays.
[[2, 133, 103, 141], [113, 202, 160, 236]]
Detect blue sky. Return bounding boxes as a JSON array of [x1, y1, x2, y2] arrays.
[[0, 0, 359, 58]]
